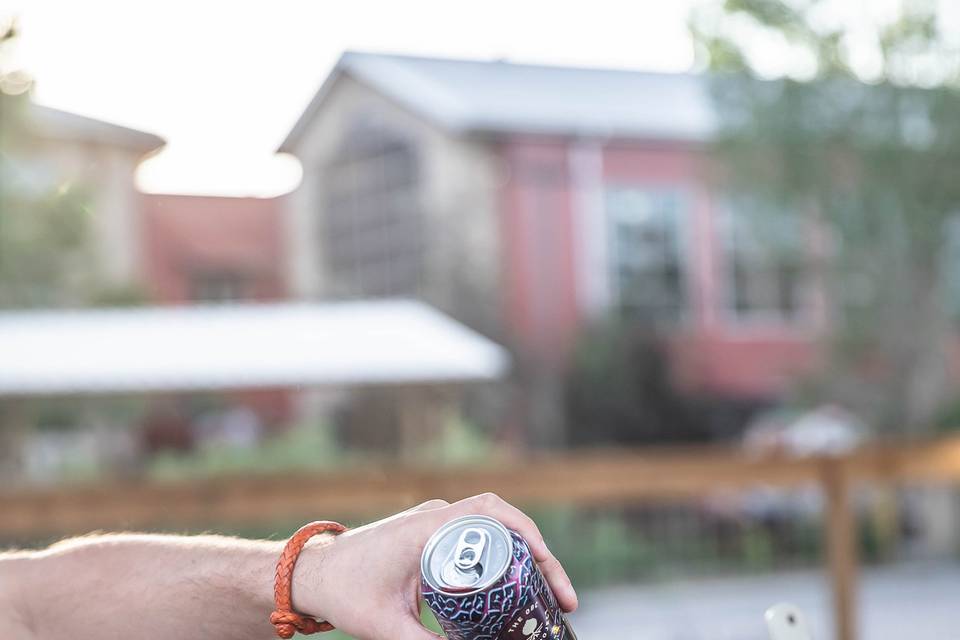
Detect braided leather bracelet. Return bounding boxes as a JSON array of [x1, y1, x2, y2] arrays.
[[270, 520, 348, 639]]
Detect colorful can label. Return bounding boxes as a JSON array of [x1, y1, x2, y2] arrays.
[[421, 515, 576, 640]]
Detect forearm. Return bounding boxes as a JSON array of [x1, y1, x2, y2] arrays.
[[0, 533, 325, 640], [0, 496, 578, 640]]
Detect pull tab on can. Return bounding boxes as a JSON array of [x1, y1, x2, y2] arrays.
[[453, 527, 489, 572], [421, 515, 513, 595]]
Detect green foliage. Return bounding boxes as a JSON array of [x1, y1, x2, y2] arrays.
[[148, 420, 348, 480], [89, 283, 151, 307], [564, 319, 712, 445], [0, 21, 96, 309], [741, 525, 775, 570], [147, 414, 494, 482], [691, 0, 956, 84], [417, 416, 494, 465], [931, 396, 960, 434], [690, 1, 960, 432], [0, 166, 94, 307], [26, 394, 149, 432]]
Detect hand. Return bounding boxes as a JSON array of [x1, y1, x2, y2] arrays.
[[291, 494, 578, 640]]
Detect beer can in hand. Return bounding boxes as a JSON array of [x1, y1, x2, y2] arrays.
[[421, 514, 577, 640]]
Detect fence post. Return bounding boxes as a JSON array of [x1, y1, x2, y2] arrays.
[[823, 457, 858, 640]]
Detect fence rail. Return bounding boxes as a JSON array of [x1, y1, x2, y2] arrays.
[[4, 437, 959, 536], [3, 435, 960, 640]]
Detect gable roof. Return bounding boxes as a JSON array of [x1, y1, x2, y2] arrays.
[[279, 52, 716, 153], [30, 104, 166, 153]]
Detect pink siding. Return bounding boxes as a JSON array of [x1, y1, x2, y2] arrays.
[[498, 137, 819, 399], [603, 143, 702, 184], [668, 330, 818, 399], [141, 194, 287, 304], [499, 139, 581, 366]]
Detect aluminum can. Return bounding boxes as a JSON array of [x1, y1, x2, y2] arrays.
[[421, 514, 577, 640]]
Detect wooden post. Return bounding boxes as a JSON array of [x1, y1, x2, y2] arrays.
[[823, 458, 858, 640], [397, 385, 421, 463]]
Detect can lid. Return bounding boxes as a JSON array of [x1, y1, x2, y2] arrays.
[[421, 514, 513, 596]]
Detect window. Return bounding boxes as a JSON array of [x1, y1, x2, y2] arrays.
[[189, 270, 247, 303], [322, 116, 423, 298], [606, 187, 687, 323], [721, 201, 808, 322]]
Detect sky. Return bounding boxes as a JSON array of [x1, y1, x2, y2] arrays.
[[0, 0, 700, 197]]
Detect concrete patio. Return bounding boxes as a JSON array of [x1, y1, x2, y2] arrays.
[[569, 562, 960, 640]]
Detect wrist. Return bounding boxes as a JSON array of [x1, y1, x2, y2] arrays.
[[288, 534, 339, 622]]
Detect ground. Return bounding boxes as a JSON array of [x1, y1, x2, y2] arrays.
[[568, 563, 960, 640]]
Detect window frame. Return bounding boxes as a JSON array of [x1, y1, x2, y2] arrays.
[[717, 198, 814, 329], [319, 115, 424, 299], [604, 184, 693, 327]]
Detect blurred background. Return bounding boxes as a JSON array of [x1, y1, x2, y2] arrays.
[[1, 1, 960, 638]]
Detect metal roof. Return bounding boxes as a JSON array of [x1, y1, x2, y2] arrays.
[[0, 300, 508, 395], [279, 52, 716, 153], [30, 104, 166, 153]]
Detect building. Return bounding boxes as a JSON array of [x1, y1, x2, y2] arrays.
[[13, 104, 289, 310], [21, 104, 165, 289], [138, 193, 292, 424], [7, 103, 297, 433], [141, 194, 287, 305], [279, 52, 823, 441]]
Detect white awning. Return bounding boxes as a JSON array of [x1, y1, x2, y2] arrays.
[[0, 300, 509, 395]]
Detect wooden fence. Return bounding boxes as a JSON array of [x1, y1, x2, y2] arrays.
[[3, 436, 960, 640]]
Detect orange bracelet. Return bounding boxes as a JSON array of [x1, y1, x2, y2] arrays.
[[270, 520, 348, 639]]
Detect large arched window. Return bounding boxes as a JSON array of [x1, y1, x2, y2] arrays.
[[321, 115, 423, 297]]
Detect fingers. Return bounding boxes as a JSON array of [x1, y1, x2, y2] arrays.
[[535, 554, 578, 612], [411, 499, 450, 512], [352, 499, 451, 534], [427, 493, 578, 612]]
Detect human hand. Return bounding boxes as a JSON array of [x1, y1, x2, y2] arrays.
[[291, 494, 578, 640]]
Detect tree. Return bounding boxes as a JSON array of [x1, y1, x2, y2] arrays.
[[0, 19, 98, 481], [690, 0, 960, 434], [0, 19, 93, 309]]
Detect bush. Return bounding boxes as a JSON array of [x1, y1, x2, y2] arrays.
[[564, 320, 712, 446]]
